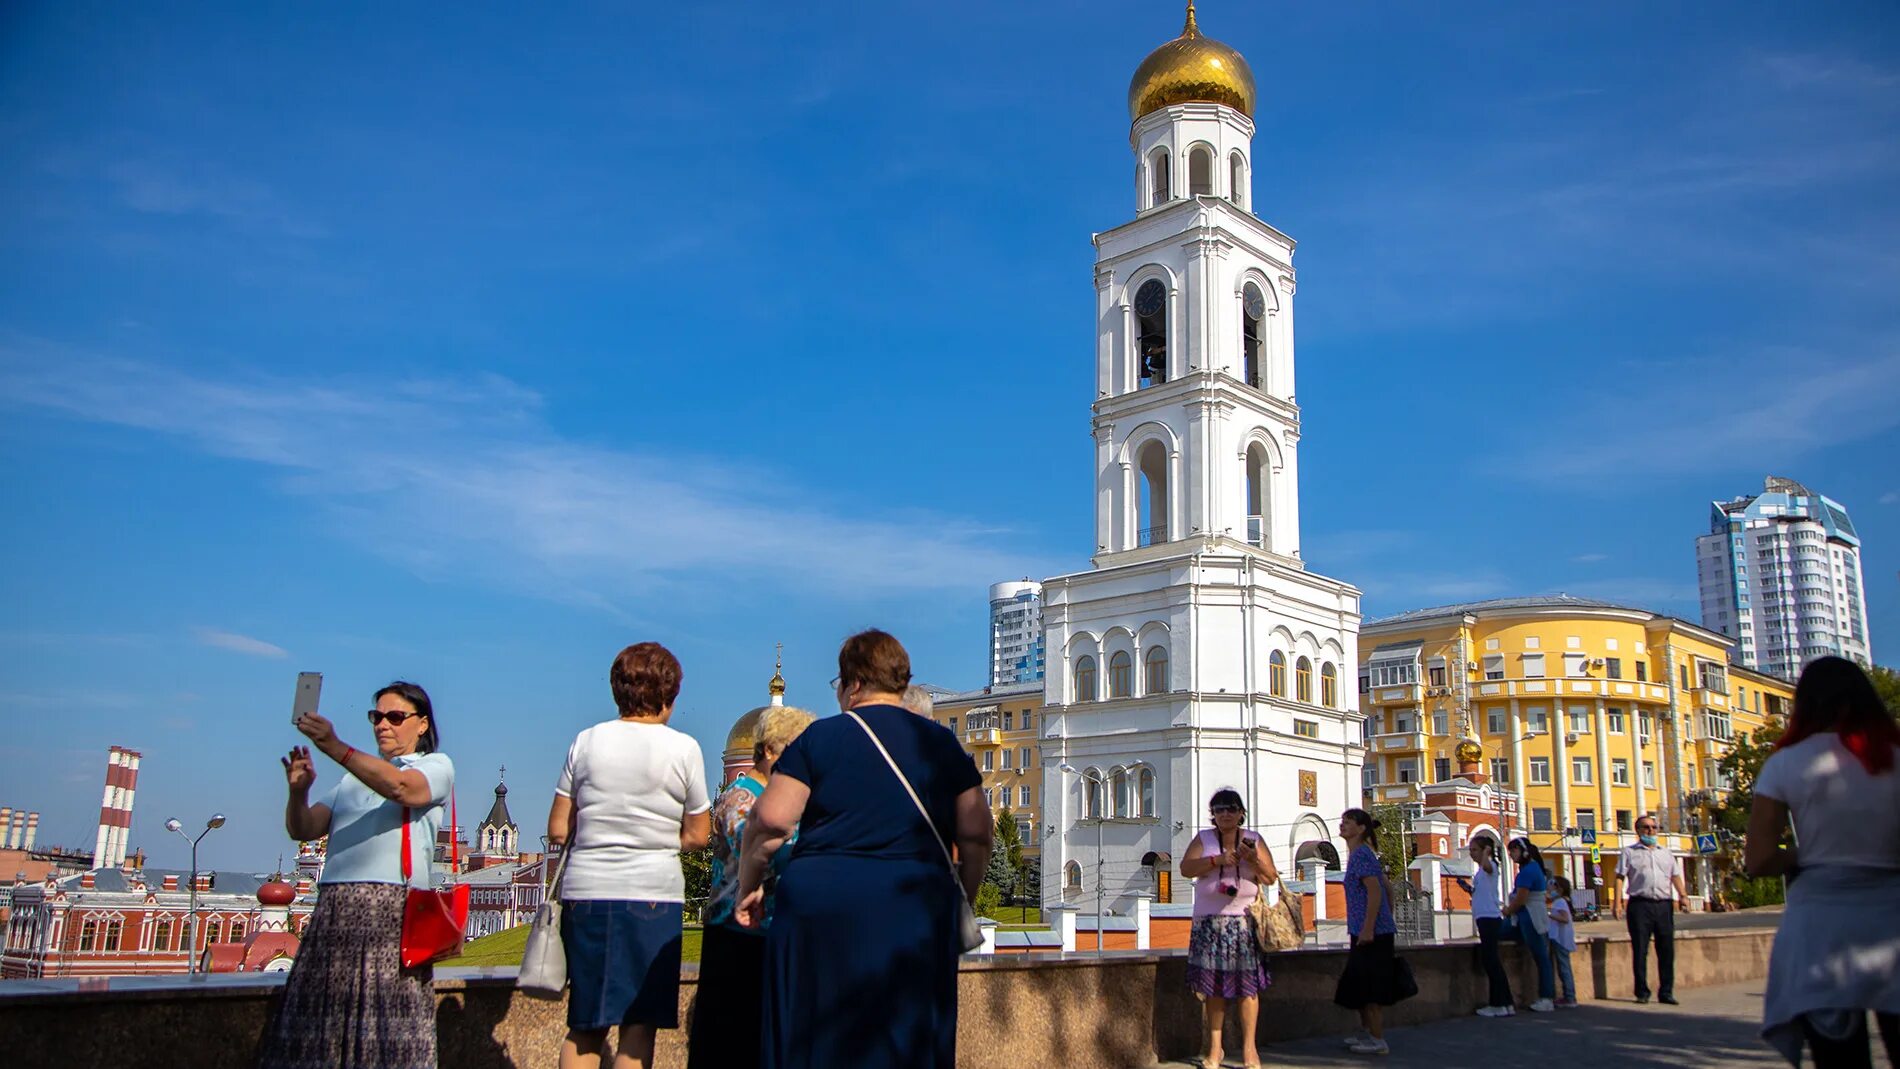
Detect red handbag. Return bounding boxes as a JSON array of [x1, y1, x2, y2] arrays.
[[399, 793, 468, 969]]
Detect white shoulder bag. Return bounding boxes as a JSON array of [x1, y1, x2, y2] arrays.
[[845, 710, 984, 954], [516, 843, 571, 997]]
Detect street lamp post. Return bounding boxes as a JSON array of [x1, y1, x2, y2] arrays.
[[165, 814, 227, 975], [1058, 764, 1106, 953]]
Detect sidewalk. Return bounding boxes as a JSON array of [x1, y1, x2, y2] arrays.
[[1158, 981, 1891, 1068]]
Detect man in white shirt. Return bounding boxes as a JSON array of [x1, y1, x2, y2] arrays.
[[1614, 813, 1687, 1005]]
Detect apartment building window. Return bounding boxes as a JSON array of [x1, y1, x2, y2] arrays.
[[1523, 653, 1546, 678], [1429, 665, 1446, 686], [1019, 746, 1031, 769], [1358, 669, 1370, 694], [1487, 708, 1506, 734], [1016, 817, 1033, 841], [1680, 663, 1691, 689], [1577, 809, 1597, 832], [1394, 711, 1415, 733], [1572, 757, 1594, 784], [1642, 761, 1656, 788], [1529, 757, 1551, 784], [1362, 765, 1378, 789], [1001, 748, 1013, 770], [1432, 711, 1449, 736], [1022, 711, 1034, 732], [1638, 714, 1654, 742], [984, 787, 995, 807], [1704, 707, 1733, 741], [1434, 757, 1452, 782], [1568, 709, 1591, 734], [1294, 719, 1319, 738], [983, 750, 994, 771], [1605, 657, 1623, 679], [1607, 708, 1626, 734], [1532, 807, 1554, 832], [1564, 653, 1589, 677], [1527, 707, 1550, 733], [1612, 758, 1630, 786], [1019, 785, 1033, 807], [1490, 758, 1511, 784], [1699, 661, 1729, 694], [948, 716, 959, 733], [1362, 715, 1379, 741], [1617, 809, 1633, 832], [1396, 759, 1418, 784], [1484, 655, 1505, 680], [1636, 662, 1648, 681]]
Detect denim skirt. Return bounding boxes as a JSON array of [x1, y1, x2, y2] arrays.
[[560, 899, 685, 1031]]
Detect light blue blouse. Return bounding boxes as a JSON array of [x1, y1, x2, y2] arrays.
[[318, 751, 454, 889]]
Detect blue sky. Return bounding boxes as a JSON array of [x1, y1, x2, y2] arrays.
[[1, 2, 1896, 871]]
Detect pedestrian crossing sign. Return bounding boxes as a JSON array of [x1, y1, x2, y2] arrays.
[[1589, 845, 1601, 863], [1580, 828, 1598, 845], [1696, 834, 1719, 855]]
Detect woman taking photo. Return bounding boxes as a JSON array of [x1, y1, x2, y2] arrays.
[[549, 642, 712, 1069], [1745, 657, 1900, 1068], [737, 629, 990, 1069], [262, 681, 454, 1069], [1456, 835, 1514, 1017], [1333, 808, 1400, 1056], [688, 703, 816, 1069], [1500, 837, 1555, 1013], [1179, 788, 1277, 1069]]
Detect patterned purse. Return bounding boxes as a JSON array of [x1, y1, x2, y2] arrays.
[[1252, 878, 1306, 952]]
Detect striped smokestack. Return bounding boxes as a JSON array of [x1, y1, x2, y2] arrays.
[[6, 810, 21, 850], [23, 812, 38, 851], [0, 807, 12, 849], [94, 746, 142, 869]]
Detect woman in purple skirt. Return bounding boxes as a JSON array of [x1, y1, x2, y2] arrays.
[[1179, 788, 1279, 1069]]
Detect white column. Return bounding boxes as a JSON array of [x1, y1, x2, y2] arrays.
[[1134, 892, 1153, 951], [1052, 905, 1078, 953], [1631, 706, 1649, 820], [1553, 710, 1571, 831], [1595, 700, 1614, 830], [977, 920, 998, 956]]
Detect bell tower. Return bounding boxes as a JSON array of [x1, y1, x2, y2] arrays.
[[1094, 1, 1300, 563], [1041, 3, 1363, 916]]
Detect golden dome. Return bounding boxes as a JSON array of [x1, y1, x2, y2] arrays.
[[1128, 2, 1256, 122], [1455, 739, 1484, 764], [725, 706, 769, 756]]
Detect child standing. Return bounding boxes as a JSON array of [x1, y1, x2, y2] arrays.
[[1548, 875, 1579, 1006]]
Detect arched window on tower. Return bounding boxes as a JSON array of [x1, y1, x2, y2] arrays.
[[1321, 662, 1339, 708], [1245, 443, 1270, 550], [1149, 147, 1171, 206], [1108, 651, 1133, 697], [1134, 279, 1167, 387], [1138, 767, 1157, 818], [1110, 768, 1130, 818], [1242, 282, 1266, 389], [1065, 861, 1083, 890], [1189, 145, 1213, 196], [1137, 439, 1169, 546], [1075, 656, 1097, 702], [1144, 646, 1169, 693], [1230, 152, 1247, 208], [1296, 657, 1314, 704], [1083, 773, 1103, 819], [1269, 650, 1287, 697]]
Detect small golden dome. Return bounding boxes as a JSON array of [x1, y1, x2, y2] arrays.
[[1455, 740, 1484, 764], [1128, 2, 1256, 122], [725, 706, 770, 756]]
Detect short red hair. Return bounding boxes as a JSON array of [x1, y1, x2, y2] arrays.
[[610, 642, 682, 716]]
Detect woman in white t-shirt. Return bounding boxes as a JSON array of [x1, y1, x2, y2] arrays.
[[1746, 656, 1900, 1069], [548, 643, 712, 1069], [1456, 836, 1514, 1016]]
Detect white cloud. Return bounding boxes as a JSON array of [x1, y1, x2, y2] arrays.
[[1572, 553, 1609, 564], [1880, 491, 1898, 505], [192, 627, 289, 660], [0, 347, 1052, 605]]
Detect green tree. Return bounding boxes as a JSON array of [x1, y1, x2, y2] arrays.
[[680, 847, 714, 923], [1369, 803, 1414, 883], [1870, 664, 1900, 718], [1710, 721, 1787, 840], [993, 808, 1026, 872]]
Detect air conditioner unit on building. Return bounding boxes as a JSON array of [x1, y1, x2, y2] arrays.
[[1466, 662, 1479, 672], [1590, 658, 1606, 668], [1565, 733, 1580, 745]]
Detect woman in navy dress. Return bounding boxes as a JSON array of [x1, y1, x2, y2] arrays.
[[736, 629, 991, 1069]]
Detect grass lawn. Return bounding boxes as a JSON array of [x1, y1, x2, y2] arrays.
[[441, 925, 705, 968], [988, 905, 1041, 926]]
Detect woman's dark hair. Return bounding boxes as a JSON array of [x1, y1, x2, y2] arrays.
[[374, 681, 437, 754], [1342, 807, 1381, 847], [1508, 836, 1545, 870], [1208, 788, 1245, 813], [1779, 656, 1898, 776], [837, 629, 912, 695], [1469, 835, 1497, 858], [1551, 874, 1573, 897], [611, 642, 683, 717]]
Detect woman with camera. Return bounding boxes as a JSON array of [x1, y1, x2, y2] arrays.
[[1179, 788, 1279, 1069]]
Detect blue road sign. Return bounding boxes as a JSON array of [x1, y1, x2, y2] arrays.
[[1696, 834, 1719, 855], [1580, 828, 1598, 846]]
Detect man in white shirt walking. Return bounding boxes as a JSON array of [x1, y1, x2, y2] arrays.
[[1615, 813, 1688, 1005]]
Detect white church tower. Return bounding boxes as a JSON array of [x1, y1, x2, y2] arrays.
[[1041, 3, 1364, 912]]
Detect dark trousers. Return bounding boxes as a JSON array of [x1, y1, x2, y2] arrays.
[[1803, 1012, 1899, 1069], [1626, 897, 1675, 999], [1475, 917, 1513, 1007]]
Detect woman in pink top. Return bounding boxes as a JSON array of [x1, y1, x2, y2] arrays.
[[1179, 788, 1280, 1069]]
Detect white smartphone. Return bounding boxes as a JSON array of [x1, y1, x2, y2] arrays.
[[293, 672, 323, 724]]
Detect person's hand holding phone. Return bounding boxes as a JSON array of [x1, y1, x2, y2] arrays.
[[295, 711, 338, 750]]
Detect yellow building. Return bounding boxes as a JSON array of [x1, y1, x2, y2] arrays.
[[930, 681, 1045, 860], [1357, 595, 1792, 906]]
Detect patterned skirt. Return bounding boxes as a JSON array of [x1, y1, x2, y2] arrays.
[[1186, 914, 1271, 1000], [257, 882, 436, 1069]]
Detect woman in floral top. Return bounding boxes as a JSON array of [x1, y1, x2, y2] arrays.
[[687, 704, 815, 1069], [1333, 808, 1400, 1056]]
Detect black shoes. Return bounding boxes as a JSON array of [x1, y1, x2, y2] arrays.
[[1659, 995, 1680, 1005], [1636, 996, 1650, 1004]]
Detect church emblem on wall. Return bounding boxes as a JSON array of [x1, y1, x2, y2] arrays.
[[1298, 770, 1318, 808]]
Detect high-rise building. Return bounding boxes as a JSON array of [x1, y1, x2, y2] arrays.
[[1696, 476, 1871, 679], [1039, 6, 1363, 913], [989, 580, 1046, 686]]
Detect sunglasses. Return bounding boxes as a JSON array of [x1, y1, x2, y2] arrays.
[[1210, 804, 1243, 815], [367, 710, 426, 727]]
